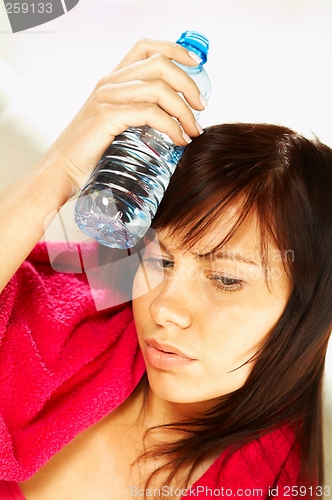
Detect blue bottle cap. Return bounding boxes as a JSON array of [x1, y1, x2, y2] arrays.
[[176, 30, 209, 65]]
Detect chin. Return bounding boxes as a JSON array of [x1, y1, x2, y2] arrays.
[[146, 364, 250, 408], [145, 367, 211, 405]]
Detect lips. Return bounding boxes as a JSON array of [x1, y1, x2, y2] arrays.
[[144, 338, 196, 370], [145, 338, 193, 359]]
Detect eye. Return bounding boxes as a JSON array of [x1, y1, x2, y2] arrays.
[[208, 274, 244, 292], [142, 257, 174, 274]]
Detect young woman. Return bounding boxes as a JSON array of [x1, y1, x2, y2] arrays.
[[0, 39, 331, 499]]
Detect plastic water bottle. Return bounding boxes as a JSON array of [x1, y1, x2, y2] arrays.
[[74, 31, 211, 249]]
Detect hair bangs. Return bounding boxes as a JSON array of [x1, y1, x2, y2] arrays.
[[152, 130, 295, 277]]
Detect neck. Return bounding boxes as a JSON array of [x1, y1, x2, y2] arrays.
[[134, 375, 220, 434], [120, 375, 221, 489]]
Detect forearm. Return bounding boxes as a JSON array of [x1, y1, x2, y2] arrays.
[[0, 154, 73, 292]]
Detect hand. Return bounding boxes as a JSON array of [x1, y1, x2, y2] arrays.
[[45, 38, 206, 195]]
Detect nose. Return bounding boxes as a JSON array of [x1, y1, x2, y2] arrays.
[[149, 275, 193, 329]]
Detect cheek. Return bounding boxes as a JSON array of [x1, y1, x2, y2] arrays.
[[204, 294, 286, 366], [132, 273, 155, 333], [132, 268, 149, 300], [132, 294, 148, 328], [132, 262, 165, 298]]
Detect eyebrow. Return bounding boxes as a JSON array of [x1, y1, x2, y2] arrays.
[[193, 250, 259, 267], [156, 240, 259, 267]]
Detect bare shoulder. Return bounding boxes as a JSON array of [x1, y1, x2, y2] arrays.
[[19, 384, 146, 500]]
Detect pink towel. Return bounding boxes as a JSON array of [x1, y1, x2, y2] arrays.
[[0, 241, 145, 481]]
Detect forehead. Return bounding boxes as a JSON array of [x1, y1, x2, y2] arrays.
[[157, 205, 261, 256]]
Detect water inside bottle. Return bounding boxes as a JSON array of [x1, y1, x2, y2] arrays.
[[74, 128, 184, 249]]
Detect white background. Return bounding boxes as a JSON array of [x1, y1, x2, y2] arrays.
[[1, 0, 332, 145], [1, 0, 332, 484]]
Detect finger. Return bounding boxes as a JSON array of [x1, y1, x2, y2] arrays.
[[102, 54, 205, 112], [95, 79, 200, 138], [100, 102, 194, 146], [112, 38, 201, 72]]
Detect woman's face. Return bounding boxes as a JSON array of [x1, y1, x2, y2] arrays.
[[132, 210, 292, 406]]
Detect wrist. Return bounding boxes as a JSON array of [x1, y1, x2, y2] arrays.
[[32, 149, 79, 204]]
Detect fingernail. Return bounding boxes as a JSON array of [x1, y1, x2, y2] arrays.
[[182, 131, 192, 143], [199, 94, 209, 109], [188, 51, 202, 65], [196, 121, 204, 135]]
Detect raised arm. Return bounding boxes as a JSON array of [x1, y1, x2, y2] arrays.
[[0, 38, 205, 292]]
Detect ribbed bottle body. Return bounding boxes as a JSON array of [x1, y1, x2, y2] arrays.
[[74, 127, 184, 248]]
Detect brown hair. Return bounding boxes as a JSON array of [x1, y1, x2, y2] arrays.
[[133, 123, 332, 491]]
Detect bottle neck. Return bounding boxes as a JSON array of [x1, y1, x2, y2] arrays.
[[187, 46, 206, 66], [176, 31, 209, 65]]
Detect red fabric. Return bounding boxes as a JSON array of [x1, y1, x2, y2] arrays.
[[0, 241, 145, 481], [0, 242, 300, 498], [187, 425, 300, 498], [0, 481, 25, 500]]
